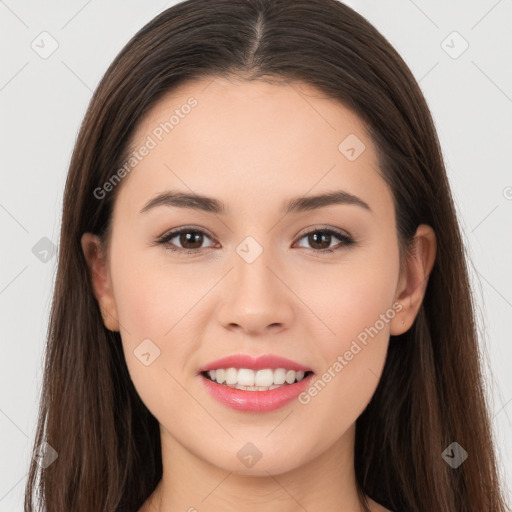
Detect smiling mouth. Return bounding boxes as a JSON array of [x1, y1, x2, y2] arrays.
[[200, 369, 315, 391]]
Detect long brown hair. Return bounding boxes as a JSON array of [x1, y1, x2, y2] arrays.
[[24, 0, 509, 510]]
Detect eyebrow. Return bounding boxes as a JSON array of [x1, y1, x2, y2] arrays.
[[139, 189, 371, 215]]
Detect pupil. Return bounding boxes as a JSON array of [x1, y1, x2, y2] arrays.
[[181, 231, 202, 249], [310, 232, 330, 250]]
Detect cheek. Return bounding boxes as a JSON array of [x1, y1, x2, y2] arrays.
[[111, 244, 207, 337], [109, 246, 210, 407], [111, 262, 196, 423], [303, 239, 399, 402], [304, 242, 399, 344]]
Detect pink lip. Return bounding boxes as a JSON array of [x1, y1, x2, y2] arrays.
[[199, 372, 315, 412], [198, 353, 312, 373]]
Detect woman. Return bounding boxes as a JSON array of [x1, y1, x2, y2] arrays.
[[24, 0, 509, 510]]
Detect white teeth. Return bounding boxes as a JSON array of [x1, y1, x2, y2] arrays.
[[225, 368, 238, 385], [237, 368, 255, 386], [233, 383, 283, 391], [215, 368, 226, 384], [273, 368, 286, 385], [255, 369, 274, 387], [285, 370, 296, 384], [205, 367, 309, 388]]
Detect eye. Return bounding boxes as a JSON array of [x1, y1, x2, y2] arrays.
[[294, 227, 355, 253], [156, 226, 355, 255], [156, 227, 218, 254]]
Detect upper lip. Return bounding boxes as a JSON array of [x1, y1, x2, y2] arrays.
[[198, 354, 313, 373]]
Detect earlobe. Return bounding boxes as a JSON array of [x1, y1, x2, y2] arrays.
[[390, 224, 437, 335], [80, 232, 120, 332]]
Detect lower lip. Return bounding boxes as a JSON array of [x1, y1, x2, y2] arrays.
[[199, 372, 315, 412]]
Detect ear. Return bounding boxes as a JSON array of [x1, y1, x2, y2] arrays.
[[80, 232, 120, 332], [390, 224, 437, 335]]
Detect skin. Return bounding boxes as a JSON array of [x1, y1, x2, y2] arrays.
[[81, 76, 436, 512]]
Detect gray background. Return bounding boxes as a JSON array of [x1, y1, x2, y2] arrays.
[[1, 0, 511, 509]]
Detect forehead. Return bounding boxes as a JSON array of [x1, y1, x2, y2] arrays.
[[115, 76, 392, 219]]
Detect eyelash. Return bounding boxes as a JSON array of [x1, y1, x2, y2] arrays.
[[155, 225, 355, 256]]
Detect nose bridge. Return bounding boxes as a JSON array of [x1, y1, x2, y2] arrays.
[[217, 235, 294, 332], [233, 235, 280, 303]]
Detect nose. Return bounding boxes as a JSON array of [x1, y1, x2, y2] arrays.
[[216, 248, 295, 336]]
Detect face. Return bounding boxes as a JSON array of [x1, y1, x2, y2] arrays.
[[84, 76, 414, 477]]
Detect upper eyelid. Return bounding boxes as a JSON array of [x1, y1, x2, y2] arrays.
[[160, 226, 216, 242]]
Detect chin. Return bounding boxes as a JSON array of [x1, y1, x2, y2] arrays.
[[204, 443, 307, 477]]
